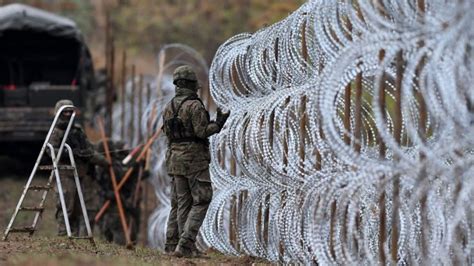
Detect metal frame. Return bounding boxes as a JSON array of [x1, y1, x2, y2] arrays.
[[3, 105, 94, 244]]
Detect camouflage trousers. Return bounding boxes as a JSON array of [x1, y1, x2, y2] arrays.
[[55, 170, 100, 236], [165, 169, 213, 251], [55, 169, 82, 236], [100, 205, 140, 245], [81, 174, 101, 235]]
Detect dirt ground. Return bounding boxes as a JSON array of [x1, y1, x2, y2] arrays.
[[0, 174, 268, 265], [0, 236, 264, 266]]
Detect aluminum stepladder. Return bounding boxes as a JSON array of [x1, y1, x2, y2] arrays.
[[3, 105, 95, 246]]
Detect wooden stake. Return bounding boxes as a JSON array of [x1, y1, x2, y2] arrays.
[[104, 10, 110, 77], [391, 50, 404, 262], [129, 65, 136, 144], [98, 118, 133, 249], [343, 81, 352, 145], [299, 21, 308, 171], [147, 83, 151, 106], [107, 39, 115, 135], [418, 0, 426, 13], [378, 49, 387, 264], [138, 75, 143, 143], [264, 111, 275, 246], [230, 157, 238, 250], [343, 19, 353, 146], [354, 72, 363, 153], [95, 128, 162, 222], [120, 51, 127, 139]]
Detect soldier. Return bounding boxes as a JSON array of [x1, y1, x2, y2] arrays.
[[79, 162, 105, 236], [96, 140, 147, 245], [50, 99, 109, 236], [163, 65, 229, 257]]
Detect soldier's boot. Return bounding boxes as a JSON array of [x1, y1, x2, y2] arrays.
[[57, 214, 80, 236], [190, 245, 209, 258], [79, 209, 96, 236], [57, 226, 67, 236], [164, 244, 177, 255], [164, 223, 178, 255], [56, 207, 67, 236], [173, 244, 194, 258]]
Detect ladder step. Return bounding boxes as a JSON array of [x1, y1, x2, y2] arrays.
[[28, 185, 52, 191], [9, 227, 35, 233], [39, 165, 75, 170], [20, 206, 44, 212]]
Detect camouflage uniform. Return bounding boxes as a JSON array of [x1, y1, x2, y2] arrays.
[[96, 140, 144, 245], [163, 65, 229, 256], [79, 164, 103, 236], [50, 100, 108, 236]]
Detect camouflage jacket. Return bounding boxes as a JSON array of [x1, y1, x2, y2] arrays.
[[163, 88, 220, 178], [49, 123, 108, 176], [96, 153, 145, 209]]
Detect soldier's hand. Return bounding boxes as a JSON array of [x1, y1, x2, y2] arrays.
[[91, 153, 110, 168], [216, 108, 230, 128]]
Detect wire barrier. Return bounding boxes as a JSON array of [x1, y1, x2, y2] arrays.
[[200, 0, 473, 264], [112, 44, 213, 249], [112, 1, 472, 262]]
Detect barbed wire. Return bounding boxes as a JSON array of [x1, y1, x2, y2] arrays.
[[203, 0, 473, 264]]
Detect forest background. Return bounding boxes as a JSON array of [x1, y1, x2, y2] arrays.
[[0, 0, 304, 74]]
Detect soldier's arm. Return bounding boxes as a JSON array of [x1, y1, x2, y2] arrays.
[[190, 101, 221, 139], [75, 127, 109, 167], [47, 129, 60, 157], [49, 128, 62, 147], [89, 151, 109, 167], [87, 139, 109, 167], [46, 128, 67, 159]]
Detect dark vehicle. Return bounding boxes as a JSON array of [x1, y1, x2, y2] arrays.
[[0, 4, 96, 149]]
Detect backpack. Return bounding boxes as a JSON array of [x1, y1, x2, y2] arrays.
[[164, 95, 200, 141]]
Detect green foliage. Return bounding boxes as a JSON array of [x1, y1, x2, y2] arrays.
[[0, 0, 305, 63], [57, 0, 94, 36], [110, 0, 305, 62]]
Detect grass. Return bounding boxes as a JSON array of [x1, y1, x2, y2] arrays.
[[3, 236, 268, 265], [0, 175, 270, 265], [4, 236, 162, 266]]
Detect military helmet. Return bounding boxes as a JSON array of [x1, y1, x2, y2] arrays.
[[54, 99, 74, 114], [173, 65, 197, 85]]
